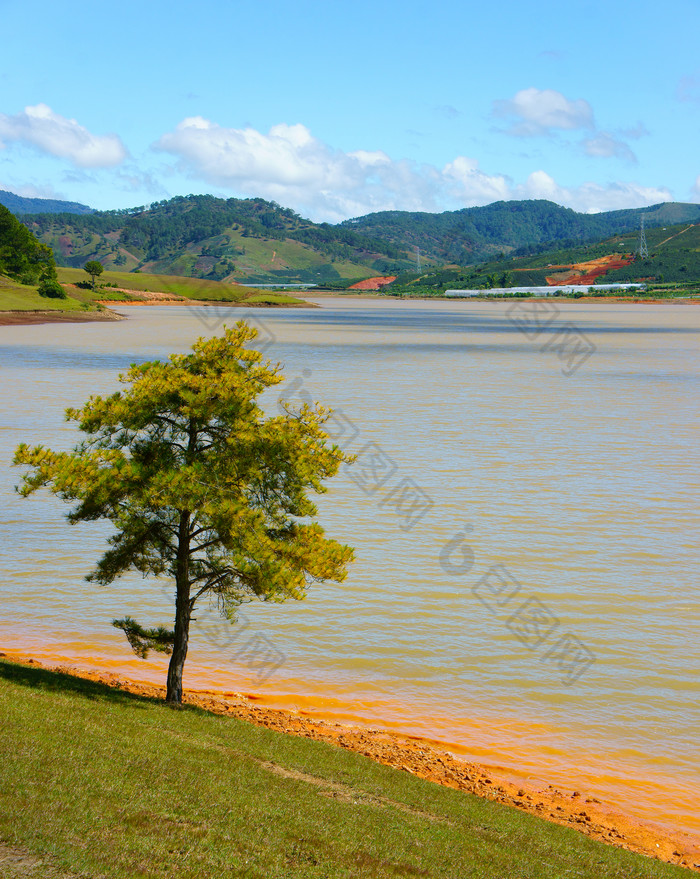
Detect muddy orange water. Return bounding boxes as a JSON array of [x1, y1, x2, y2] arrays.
[[1, 299, 698, 845]]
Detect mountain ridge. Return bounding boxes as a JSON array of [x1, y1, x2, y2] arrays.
[[342, 199, 700, 264], [13, 193, 700, 285], [0, 189, 93, 216]]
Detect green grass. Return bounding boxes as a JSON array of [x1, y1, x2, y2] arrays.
[[0, 658, 692, 879], [245, 292, 304, 305], [0, 276, 90, 312], [223, 231, 374, 283], [55, 268, 305, 305]]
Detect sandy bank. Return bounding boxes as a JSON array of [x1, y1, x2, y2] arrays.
[[1, 649, 697, 872]]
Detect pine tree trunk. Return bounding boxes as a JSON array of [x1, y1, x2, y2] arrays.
[[166, 510, 191, 704]]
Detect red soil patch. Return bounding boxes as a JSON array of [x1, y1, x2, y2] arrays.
[[545, 254, 634, 286], [348, 276, 397, 291], [1, 649, 698, 872]]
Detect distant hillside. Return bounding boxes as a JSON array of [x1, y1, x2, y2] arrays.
[[342, 200, 700, 265], [18, 193, 700, 286], [20, 195, 406, 285], [0, 189, 93, 216], [390, 218, 700, 293]]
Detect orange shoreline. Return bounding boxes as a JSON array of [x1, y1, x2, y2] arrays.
[[2, 648, 697, 872]]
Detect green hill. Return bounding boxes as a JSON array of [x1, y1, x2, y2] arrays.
[[389, 219, 700, 294], [15, 195, 700, 288], [21, 195, 407, 286], [0, 202, 303, 312], [342, 200, 700, 266]]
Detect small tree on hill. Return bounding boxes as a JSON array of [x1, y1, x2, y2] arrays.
[[84, 260, 103, 290], [14, 323, 354, 704]]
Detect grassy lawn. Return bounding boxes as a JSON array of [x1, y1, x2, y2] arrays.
[[55, 267, 305, 305], [245, 292, 305, 305], [0, 277, 88, 312], [0, 658, 692, 879]]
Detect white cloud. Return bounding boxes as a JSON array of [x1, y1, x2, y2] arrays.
[[155, 115, 672, 221], [0, 180, 61, 199], [516, 171, 672, 213], [493, 88, 594, 136], [582, 132, 637, 163], [493, 88, 649, 165], [156, 117, 447, 221], [442, 156, 511, 204], [692, 175, 700, 200], [0, 104, 126, 168]]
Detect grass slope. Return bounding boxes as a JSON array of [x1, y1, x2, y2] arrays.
[[0, 275, 94, 312], [0, 659, 692, 879], [55, 268, 305, 306]]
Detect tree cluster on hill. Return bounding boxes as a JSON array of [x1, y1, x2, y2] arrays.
[[21, 195, 402, 269], [342, 200, 700, 265], [0, 203, 57, 284], [16, 194, 700, 284]]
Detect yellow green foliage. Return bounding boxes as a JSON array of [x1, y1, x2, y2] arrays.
[[14, 322, 354, 702]]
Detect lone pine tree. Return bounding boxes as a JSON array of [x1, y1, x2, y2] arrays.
[[14, 322, 354, 703]]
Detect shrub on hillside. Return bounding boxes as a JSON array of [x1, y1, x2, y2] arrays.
[[38, 279, 67, 299]]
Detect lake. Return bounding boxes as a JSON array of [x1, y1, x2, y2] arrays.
[[1, 298, 698, 839]]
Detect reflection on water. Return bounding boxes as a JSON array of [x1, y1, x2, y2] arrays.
[[1, 299, 698, 838]]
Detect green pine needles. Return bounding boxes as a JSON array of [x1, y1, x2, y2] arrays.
[[14, 322, 354, 703]]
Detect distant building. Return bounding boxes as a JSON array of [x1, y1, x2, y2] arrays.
[[445, 284, 646, 298]]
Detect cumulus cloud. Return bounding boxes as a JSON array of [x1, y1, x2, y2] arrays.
[[493, 88, 650, 166], [0, 180, 62, 199], [0, 104, 126, 168], [493, 88, 594, 136], [442, 156, 511, 204], [692, 175, 700, 200], [515, 171, 672, 213], [156, 117, 448, 221], [154, 115, 671, 221]]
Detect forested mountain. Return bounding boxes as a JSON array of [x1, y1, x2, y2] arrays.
[[14, 194, 700, 285], [20, 195, 404, 285], [389, 218, 700, 292], [342, 200, 700, 265], [0, 190, 93, 216]]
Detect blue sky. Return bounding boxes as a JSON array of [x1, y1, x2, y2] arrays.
[[1, 0, 698, 221]]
